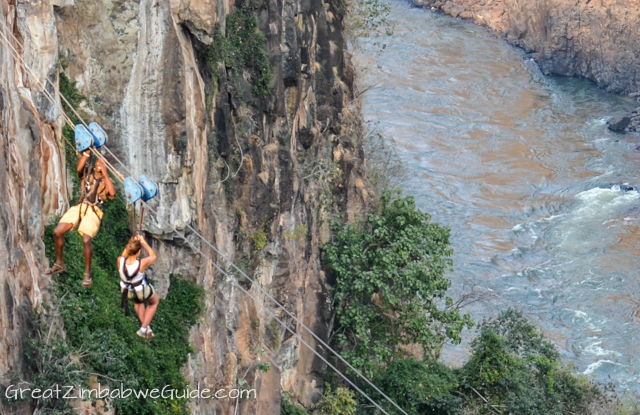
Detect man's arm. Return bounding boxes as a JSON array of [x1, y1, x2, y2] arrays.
[[96, 163, 117, 199], [103, 171, 117, 199], [77, 151, 90, 177]]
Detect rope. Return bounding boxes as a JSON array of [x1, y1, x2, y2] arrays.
[[0, 25, 125, 182], [0, 15, 408, 415]]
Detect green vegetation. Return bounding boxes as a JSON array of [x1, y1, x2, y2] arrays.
[[375, 358, 462, 415], [23, 310, 86, 414], [205, 4, 272, 97], [284, 224, 308, 242], [460, 309, 601, 415], [322, 190, 608, 415], [315, 386, 357, 415], [266, 320, 282, 350], [324, 190, 473, 377], [59, 72, 85, 201], [282, 392, 311, 415], [42, 202, 204, 414], [613, 401, 640, 415], [250, 228, 268, 251], [59, 73, 85, 117], [343, 0, 392, 38], [354, 310, 604, 415], [300, 152, 342, 213], [280, 387, 357, 415], [255, 361, 272, 373]]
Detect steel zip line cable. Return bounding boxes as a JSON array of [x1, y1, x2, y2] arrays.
[[162, 221, 394, 415], [0, 17, 410, 415], [0, 26, 126, 183]]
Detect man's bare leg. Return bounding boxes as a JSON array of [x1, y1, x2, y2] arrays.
[[82, 234, 93, 275], [53, 222, 74, 266], [81, 234, 93, 287], [46, 222, 74, 274]]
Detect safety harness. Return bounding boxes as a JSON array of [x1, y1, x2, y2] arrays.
[[77, 154, 105, 226], [119, 258, 152, 315]]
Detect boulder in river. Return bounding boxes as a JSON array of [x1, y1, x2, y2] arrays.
[[608, 116, 631, 133]]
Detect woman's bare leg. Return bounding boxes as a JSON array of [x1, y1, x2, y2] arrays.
[[134, 303, 145, 324], [141, 293, 159, 328]]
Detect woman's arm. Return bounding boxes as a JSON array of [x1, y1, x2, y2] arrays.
[[138, 235, 156, 272], [116, 256, 124, 271]]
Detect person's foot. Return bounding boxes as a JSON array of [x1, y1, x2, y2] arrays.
[[45, 263, 67, 275], [145, 327, 155, 340], [82, 272, 92, 288], [136, 327, 147, 339]]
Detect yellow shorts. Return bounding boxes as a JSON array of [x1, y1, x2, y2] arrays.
[[59, 203, 104, 238]]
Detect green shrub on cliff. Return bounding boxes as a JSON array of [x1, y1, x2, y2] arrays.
[[324, 189, 605, 415], [280, 387, 356, 415], [323, 190, 473, 377], [348, 310, 604, 415], [373, 358, 462, 415], [44, 205, 204, 415], [315, 386, 357, 415], [460, 309, 601, 415], [205, 4, 272, 97], [22, 311, 87, 415]]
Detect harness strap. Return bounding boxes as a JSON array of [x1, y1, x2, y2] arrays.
[[125, 279, 145, 288], [120, 257, 145, 313], [121, 289, 130, 316], [90, 204, 103, 226], [82, 176, 103, 205], [123, 259, 140, 280], [79, 154, 105, 207], [76, 155, 104, 225]]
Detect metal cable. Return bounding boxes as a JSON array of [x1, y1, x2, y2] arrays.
[[0, 15, 408, 415], [0, 24, 125, 182]]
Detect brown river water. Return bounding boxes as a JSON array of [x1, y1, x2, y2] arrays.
[[355, 0, 640, 392]]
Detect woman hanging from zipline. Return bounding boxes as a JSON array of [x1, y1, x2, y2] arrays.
[[118, 234, 159, 340]]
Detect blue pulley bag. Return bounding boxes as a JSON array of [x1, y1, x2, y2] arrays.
[[75, 125, 93, 152], [124, 177, 143, 204], [138, 175, 158, 201], [88, 122, 108, 148]]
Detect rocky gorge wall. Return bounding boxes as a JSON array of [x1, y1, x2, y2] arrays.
[[0, 1, 66, 413], [0, 0, 369, 413], [412, 0, 640, 96]]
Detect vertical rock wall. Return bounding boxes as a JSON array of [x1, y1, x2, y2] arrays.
[[412, 0, 640, 95], [1, 0, 368, 414], [0, 1, 66, 413]]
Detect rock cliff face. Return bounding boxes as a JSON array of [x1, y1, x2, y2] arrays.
[[0, 2, 65, 413], [412, 0, 640, 95], [1, 0, 368, 413]]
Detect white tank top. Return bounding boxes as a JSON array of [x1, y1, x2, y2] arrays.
[[119, 257, 146, 287]]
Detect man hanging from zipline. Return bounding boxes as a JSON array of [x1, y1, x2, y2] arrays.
[[46, 150, 116, 287]]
